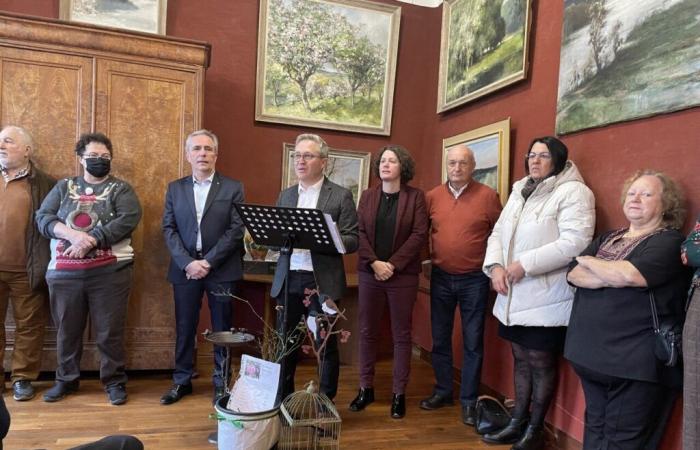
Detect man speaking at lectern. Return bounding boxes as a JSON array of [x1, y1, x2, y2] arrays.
[[271, 133, 359, 401]]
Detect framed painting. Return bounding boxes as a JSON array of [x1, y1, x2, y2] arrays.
[[59, 0, 167, 35], [442, 118, 511, 204], [556, 0, 699, 134], [437, 0, 532, 113], [256, 0, 401, 135], [282, 143, 371, 206]]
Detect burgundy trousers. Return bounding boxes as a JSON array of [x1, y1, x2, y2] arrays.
[[358, 271, 418, 395]]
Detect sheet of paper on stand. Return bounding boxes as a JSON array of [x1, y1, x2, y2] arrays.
[[227, 355, 281, 411], [323, 213, 346, 254], [306, 316, 318, 340]]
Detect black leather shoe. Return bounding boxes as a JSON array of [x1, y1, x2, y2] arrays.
[[419, 393, 454, 410], [349, 387, 374, 412], [482, 417, 527, 444], [390, 393, 406, 419], [512, 424, 544, 450], [160, 383, 193, 405], [213, 386, 226, 405], [43, 380, 79, 402], [462, 405, 476, 426], [13, 380, 35, 401]]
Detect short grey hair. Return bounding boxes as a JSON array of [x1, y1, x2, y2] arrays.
[[2, 125, 34, 153], [185, 129, 218, 153], [295, 133, 328, 158]]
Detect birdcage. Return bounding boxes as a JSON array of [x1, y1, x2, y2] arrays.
[[279, 381, 341, 449]]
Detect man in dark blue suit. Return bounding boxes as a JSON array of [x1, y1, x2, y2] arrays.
[[160, 129, 244, 405]]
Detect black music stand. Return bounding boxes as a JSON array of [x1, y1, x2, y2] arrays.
[[234, 203, 343, 400]]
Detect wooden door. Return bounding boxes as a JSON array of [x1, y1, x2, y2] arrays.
[[93, 58, 202, 368], [0, 45, 93, 370]]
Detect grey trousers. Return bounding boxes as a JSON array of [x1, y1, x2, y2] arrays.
[[684, 289, 700, 450], [47, 266, 132, 387]]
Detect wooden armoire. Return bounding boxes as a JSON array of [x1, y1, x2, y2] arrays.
[[0, 12, 210, 370]]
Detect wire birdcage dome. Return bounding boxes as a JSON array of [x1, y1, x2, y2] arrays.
[[279, 381, 341, 449]]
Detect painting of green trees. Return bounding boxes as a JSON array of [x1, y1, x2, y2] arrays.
[[556, 0, 700, 134], [256, 0, 401, 135], [437, 0, 531, 112]]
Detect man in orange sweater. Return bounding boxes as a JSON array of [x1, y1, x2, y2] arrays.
[[419, 144, 502, 426]]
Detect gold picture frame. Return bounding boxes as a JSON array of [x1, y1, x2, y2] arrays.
[[256, 0, 401, 135], [282, 143, 371, 207], [59, 0, 168, 35], [437, 0, 532, 113], [442, 118, 511, 204]]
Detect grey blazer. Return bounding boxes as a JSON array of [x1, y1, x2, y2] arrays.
[[270, 177, 359, 300]]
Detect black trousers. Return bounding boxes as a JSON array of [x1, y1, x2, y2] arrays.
[[276, 271, 339, 401], [572, 363, 664, 450], [172, 279, 235, 387]]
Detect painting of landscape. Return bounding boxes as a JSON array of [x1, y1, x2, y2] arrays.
[[256, 0, 401, 135], [60, 0, 166, 34], [438, 0, 531, 112], [556, 0, 700, 134]]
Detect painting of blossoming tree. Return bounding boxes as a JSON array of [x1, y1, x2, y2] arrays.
[[556, 0, 700, 134], [256, 0, 401, 135]]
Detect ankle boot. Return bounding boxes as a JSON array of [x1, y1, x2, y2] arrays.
[[390, 393, 406, 419], [482, 417, 527, 444], [349, 387, 374, 412], [511, 424, 544, 450]]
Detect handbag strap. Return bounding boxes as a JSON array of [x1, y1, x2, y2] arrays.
[[648, 290, 660, 331]]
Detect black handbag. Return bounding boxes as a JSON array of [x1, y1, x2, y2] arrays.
[[649, 291, 683, 367], [474, 395, 511, 435]]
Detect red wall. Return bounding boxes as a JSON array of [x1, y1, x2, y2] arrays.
[[2, 0, 698, 446]]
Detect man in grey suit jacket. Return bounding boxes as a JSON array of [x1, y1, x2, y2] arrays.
[[271, 133, 358, 401], [160, 129, 245, 405]]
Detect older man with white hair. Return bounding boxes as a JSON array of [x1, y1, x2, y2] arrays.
[[420, 144, 502, 425], [0, 125, 55, 401]]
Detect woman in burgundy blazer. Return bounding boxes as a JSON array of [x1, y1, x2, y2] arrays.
[[348, 145, 429, 419]]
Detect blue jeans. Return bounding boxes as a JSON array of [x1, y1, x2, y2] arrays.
[[430, 267, 489, 406]]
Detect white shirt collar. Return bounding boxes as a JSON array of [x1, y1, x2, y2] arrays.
[[193, 172, 215, 185], [298, 177, 324, 194], [448, 181, 469, 198]]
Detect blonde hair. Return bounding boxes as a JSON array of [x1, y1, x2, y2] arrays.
[[620, 169, 686, 229]]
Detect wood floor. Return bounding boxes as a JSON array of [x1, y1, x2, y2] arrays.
[[4, 348, 502, 450]]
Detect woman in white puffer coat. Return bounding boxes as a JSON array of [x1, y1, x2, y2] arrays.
[[481, 136, 595, 450]]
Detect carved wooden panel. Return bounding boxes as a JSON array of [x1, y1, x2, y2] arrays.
[[0, 46, 92, 178], [93, 59, 199, 368]]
